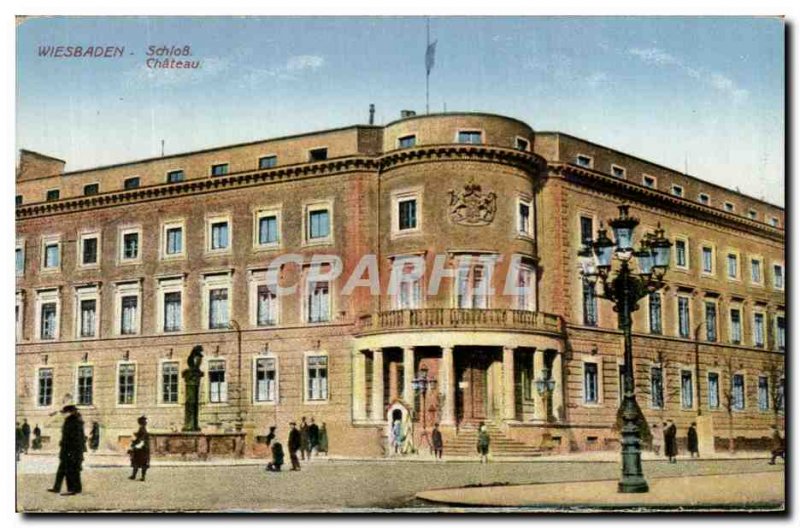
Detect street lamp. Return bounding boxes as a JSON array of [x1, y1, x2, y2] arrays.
[[534, 368, 556, 422], [411, 368, 437, 452], [578, 204, 672, 493]]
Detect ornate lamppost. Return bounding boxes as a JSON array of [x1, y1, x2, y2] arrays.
[[578, 204, 672, 493], [411, 368, 437, 452], [534, 368, 556, 423]]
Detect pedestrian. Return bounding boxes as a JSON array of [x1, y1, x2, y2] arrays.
[[318, 422, 329, 455], [401, 413, 415, 455], [431, 423, 443, 459], [265, 425, 276, 447], [308, 417, 320, 457], [22, 419, 31, 454], [651, 423, 662, 456], [687, 422, 699, 458], [299, 416, 310, 460], [477, 422, 490, 464], [15, 422, 23, 462], [89, 421, 100, 452], [128, 416, 150, 482], [391, 418, 403, 455], [267, 440, 285, 472], [32, 424, 42, 450], [663, 420, 678, 463], [769, 426, 785, 465], [47, 405, 86, 495], [288, 422, 301, 471]]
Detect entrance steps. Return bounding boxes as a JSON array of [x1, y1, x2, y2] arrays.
[[442, 422, 549, 458]]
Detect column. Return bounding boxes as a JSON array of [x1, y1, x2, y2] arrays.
[[403, 346, 415, 405], [440, 346, 455, 425], [388, 361, 399, 402], [371, 349, 385, 422], [551, 351, 563, 421], [352, 351, 367, 421], [533, 348, 546, 421], [502, 346, 516, 420]]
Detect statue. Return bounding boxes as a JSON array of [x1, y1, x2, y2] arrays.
[[182, 345, 204, 432]]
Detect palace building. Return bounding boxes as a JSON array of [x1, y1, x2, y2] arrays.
[[15, 112, 785, 456]]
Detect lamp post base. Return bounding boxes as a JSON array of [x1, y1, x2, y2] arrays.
[[618, 477, 649, 493]]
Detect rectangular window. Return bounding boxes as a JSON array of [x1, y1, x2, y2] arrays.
[[79, 299, 97, 338], [16, 195, 22, 206], [398, 199, 417, 231], [776, 315, 786, 351], [680, 370, 694, 409], [307, 356, 328, 401], [611, 165, 626, 178], [698, 193, 710, 205], [208, 360, 227, 403], [576, 155, 592, 168], [255, 358, 277, 402], [258, 155, 277, 169], [308, 209, 330, 240], [308, 148, 328, 162], [583, 363, 598, 404], [167, 170, 185, 183], [211, 163, 229, 176], [123, 232, 139, 260], [159, 226, 180, 257], [582, 282, 597, 327], [727, 253, 738, 279], [675, 239, 687, 268], [650, 366, 664, 409], [46, 189, 60, 201], [210, 221, 229, 250], [518, 201, 531, 235], [44, 243, 60, 269], [643, 175, 656, 188], [258, 215, 279, 245], [82, 236, 98, 266], [394, 259, 423, 310], [730, 308, 742, 344], [705, 302, 717, 342], [120, 295, 138, 335], [208, 288, 229, 329], [161, 362, 179, 404], [724, 202, 735, 213], [37, 368, 53, 406], [769, 217, 779, 227], [456, 264, 489, 309], [398, 135, 417, 148], [515, 265, 535, 311], [702, 246, 713, 274], [754, 312, 765, 348], [671, 185, 684, 197], [458, 131, 482, 144], [758, 376, 769, 412], [751, 259, 762, 283], [40, 302, 57, 340], [307, 281, 330, 323], [708, 372, 720, 409], [83, 183, 99, 196], [678, 296, 690, 338], [16, 247, 24, 275], [579, 216, 594, 247], [773, 265, 784, 289], [515, 137, 530, 151], [649, 292, 662, 334], [256, 285, 278, 326], [164, 292, 182, 332], [732, 374, 745, 410], [124, 177, 140, 189], [748, 209, 758, 220], [118, 364, 136, 405], [77, 366, 93, 406]]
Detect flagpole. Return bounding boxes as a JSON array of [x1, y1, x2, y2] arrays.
[[426, 17, 430, 115]]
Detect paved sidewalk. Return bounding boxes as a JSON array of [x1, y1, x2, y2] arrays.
[[416, 471, 785, 510]]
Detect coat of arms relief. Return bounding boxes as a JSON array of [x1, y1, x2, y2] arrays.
[[447, 179, 497, 226]]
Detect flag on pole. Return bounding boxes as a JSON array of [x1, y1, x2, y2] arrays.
[[426, 40, 437, 75]]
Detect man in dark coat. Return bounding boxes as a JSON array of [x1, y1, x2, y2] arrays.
[[288, 422, 301, 471], [769, 426, 785, 465], [265, 426, 276, 447], [267, 441, 285, 472], [299, 417, 310, 460], [431, 423, 443, 459], [308, 418, 320, 457], [32, 424, 42, 450], [15, 423, 23, 462], [129, 416, 151, 481], [663, 420, 678, 463], [89, 422, 100, 452], [21, 419, 31, 454], [48, 405, 86, 495], [687, 422, 699, 458]]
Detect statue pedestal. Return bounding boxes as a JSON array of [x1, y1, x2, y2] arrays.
[[150, 431, 246, 460]]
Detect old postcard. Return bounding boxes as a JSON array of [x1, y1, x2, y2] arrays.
[[14, 15, 785, 513]]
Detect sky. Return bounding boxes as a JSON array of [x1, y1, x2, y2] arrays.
[[15, 16, 785, 206]]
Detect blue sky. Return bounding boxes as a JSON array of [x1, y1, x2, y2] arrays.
[[16, 16, 784, 205]]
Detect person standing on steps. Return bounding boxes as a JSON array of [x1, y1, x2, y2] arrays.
[[128, 416, 150, 482], [476, 422, 490, 464]]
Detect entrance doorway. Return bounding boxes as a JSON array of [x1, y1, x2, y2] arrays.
[[455, 348, 494, 425]]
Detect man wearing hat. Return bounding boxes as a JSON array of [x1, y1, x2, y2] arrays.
[[47, 404, 86, 495], [129, 416, 151, 481], [287, 422, 301, 471]]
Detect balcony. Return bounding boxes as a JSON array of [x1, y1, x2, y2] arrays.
[[355, 308, 563, 336]]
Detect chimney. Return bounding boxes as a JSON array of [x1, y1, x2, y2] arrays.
[[369, 104, 375, 125], [400, 109, 417, 119]]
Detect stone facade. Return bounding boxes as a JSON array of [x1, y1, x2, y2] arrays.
[[15, 112, 785, 456]]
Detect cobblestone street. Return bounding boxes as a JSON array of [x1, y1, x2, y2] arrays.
[[16, 455, 784, 512]]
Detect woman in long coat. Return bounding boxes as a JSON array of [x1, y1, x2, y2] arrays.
[[663, 420, 678, 463], [317, 423, 329, 454], [129, 416, 150, 481]]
